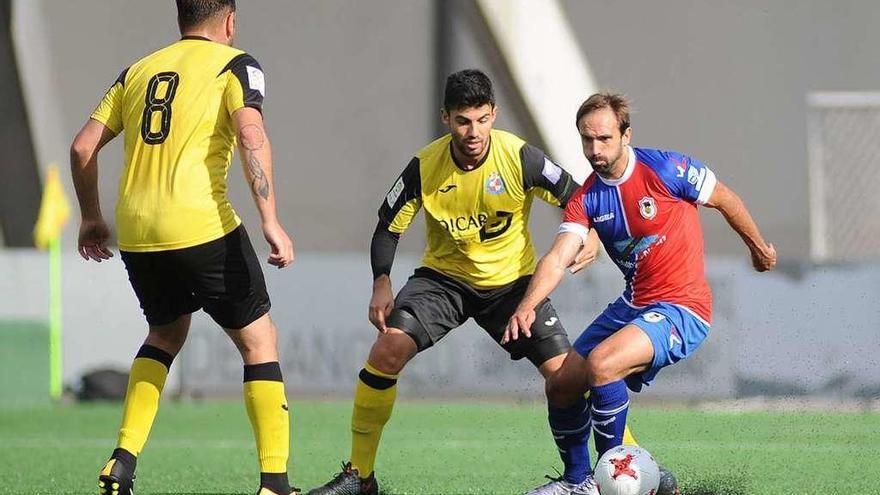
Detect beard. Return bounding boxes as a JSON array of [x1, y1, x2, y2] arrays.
[[452, 136, 485, 157], [589, 148, 623, 176]]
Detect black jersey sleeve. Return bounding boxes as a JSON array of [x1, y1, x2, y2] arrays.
[[520, 143, 577, 207], [221, 53, 265, 113], [370, 221, 401, 280], [377, 157, 423, 234]]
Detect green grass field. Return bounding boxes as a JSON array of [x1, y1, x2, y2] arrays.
[[1, 400, 878, 494]]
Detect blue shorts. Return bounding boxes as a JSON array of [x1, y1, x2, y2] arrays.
[[572, 297, 710, 392]]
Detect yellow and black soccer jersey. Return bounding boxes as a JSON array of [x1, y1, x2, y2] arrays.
[[379, 129, 577, 288], [90, 36, 266, 252]]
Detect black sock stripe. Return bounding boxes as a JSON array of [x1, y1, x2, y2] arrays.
[[243, 361, 283, 382], [260, 472, 291, 493], [111, 448, 137, 470], [135, 345, 174, 369], [359, 368, 397, 390]]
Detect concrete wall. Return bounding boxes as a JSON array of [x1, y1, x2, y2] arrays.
[[5, 2, 880, 401], [561, 0, 880, 258], [14, 1, 880, 259], [1, 252, 877, 401], [14, 0, 437, 254]]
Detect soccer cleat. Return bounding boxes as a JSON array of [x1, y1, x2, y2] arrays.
[[656, 465, 681, 495], [524, 474, 599, 495], [97, 458, 135, 495], [306, 462, 377, 495]]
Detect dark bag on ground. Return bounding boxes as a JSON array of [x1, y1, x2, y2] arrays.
[[78, 368, 129, 401]]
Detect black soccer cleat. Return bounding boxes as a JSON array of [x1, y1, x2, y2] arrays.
[[307, 462, 378, 495], [656, 464, 681, 495], [97, 456, 135, 495]]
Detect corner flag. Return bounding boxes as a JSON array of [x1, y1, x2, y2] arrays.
[[33, 164, 71, 250], [33, 164, 71, 400]]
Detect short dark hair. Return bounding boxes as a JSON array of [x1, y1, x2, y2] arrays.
[[575, 92, 631, 134], [444, 69, 495, 111], [176, 0, 236, 31]]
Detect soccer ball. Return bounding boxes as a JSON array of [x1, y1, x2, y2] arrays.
[[594, 445, 660, 495]]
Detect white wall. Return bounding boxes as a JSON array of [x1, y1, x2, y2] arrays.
[[2, 251, 877, 400]]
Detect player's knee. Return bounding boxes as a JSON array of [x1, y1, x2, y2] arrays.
[[146, 326, 188, 355], [368, 334, 415, 375], [585, 351, 618, 386], [545, 374, 579, 408]]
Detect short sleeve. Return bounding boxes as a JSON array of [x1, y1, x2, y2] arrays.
[[90, 68, 128, 134], [652, 150, 717, 205], [520, 143, 576, 207], [378, 157, 423, 234], [222, 53, 265, 114], [558, 184, 591, 241]]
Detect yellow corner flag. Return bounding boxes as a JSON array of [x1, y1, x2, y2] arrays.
[[33, 164, 71, 250], [33, 163, 72, 400]]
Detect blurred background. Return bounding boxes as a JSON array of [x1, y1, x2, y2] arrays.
[[1, 0, 879, 406]]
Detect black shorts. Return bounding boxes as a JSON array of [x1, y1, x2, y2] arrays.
[[388, 267, 571, 367], [120, 225, 270, 329]]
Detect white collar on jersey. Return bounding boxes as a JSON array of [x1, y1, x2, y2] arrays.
[[597, 146, 636, 186]]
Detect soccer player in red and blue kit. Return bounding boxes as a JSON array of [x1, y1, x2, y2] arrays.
[[506, 93, 777, 494]]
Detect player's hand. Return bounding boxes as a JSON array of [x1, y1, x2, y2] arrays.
[[569, 240, 598, 274], [567, 229, 600, 274], [502, 307, 535, 344], [369, 275, 394, 333], [262, 221, 294, 269], [751, 242, 777, 272], [77, 217, 114, 262]]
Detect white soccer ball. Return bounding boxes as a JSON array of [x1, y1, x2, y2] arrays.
[[594, 445, 661, 495]]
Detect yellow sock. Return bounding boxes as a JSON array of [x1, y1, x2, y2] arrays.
[[350, 362, 398, 478], [243, 362, 290, 474], [117, 345, 174, 455], [623, 424, 639, 446]]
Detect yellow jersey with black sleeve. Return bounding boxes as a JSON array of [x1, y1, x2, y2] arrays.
[[378, 129, 577, 288], [90, 36, 266, 252]]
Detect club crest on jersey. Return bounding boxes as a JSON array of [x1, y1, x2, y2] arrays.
[[643, 311, 665, 323], [638, 196, 657, 220], [486, 172, 506, 195]]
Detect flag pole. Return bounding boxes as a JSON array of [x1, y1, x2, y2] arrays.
[[34, 163, 70, 402], [49, 235, 63, 400]]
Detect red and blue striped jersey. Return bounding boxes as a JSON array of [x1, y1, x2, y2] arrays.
[[560, 146, 716, 323]]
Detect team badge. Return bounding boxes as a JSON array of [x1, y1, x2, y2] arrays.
[[486, 172, 506, 195], [643, 311, 665, 323], [638, 196, 657, 220], [386, 177, 405, 207]]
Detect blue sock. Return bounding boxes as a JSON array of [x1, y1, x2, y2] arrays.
[[548, 396, 591, 484], [590, 380, 630, 459]]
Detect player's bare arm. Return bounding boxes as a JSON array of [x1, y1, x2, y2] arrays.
[[503, 231, 585, 344], [233, 107, 294, 269], [369, 275, 394, 333], [70, 118, 117, 262], [704, 180, 777, 272]]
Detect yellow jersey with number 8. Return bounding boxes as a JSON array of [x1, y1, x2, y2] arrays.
[[91, 37, 264, 252]]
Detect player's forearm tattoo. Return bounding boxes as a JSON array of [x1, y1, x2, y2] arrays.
[[239, 124, 264, 151], [248, 155, 270, 200], [239, 123, 269, 199]]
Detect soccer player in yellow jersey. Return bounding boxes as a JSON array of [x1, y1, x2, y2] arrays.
[[70, 2, 295, 494], [308, 71, 678, 495]]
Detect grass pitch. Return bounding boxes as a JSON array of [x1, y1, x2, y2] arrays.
[[1, 400, 878, 494]]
